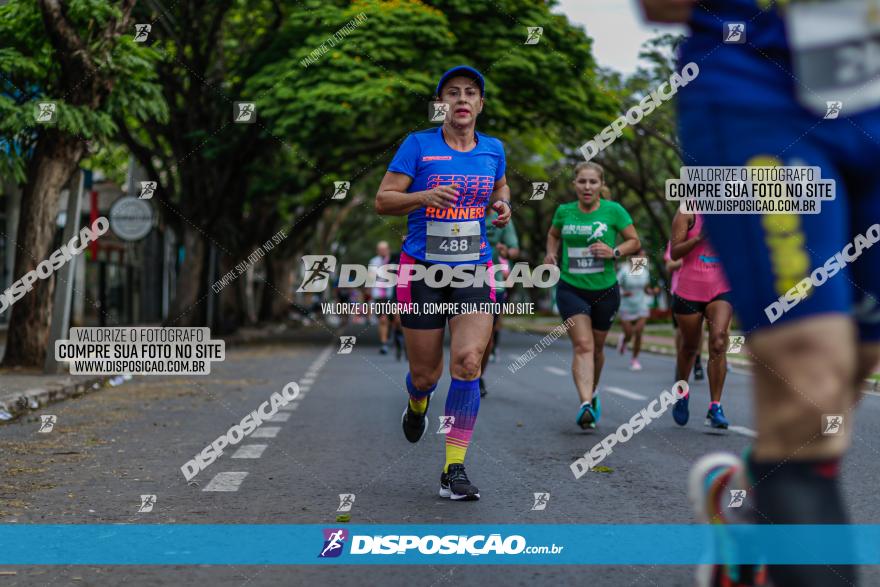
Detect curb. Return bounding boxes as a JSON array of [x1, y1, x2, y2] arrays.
[[0, 326, 316, 424], [512, 324, 878, 392], [0, 375, 113, 423], [634, 341, 751, 369]]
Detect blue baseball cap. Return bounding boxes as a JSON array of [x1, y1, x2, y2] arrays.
[[435, 65, 485, 97]]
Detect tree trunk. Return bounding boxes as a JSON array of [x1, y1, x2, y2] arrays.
[[2, 134, 83, 367], [164, 224, 206, 326], [258, 255, 294, 322], [215, 251, 246, 335]]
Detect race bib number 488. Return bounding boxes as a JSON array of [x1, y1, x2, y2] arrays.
[[425, 220, 481, 262]]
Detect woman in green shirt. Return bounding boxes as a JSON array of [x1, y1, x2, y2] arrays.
[[544, 162, 641, 429]]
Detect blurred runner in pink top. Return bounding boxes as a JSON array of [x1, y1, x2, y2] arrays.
[[669, 212, 734, 431], [675, 214, 730, 302], [664, 239, 705, 382]]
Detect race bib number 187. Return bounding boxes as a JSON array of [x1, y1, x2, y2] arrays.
[[567, 247, 604, 274]]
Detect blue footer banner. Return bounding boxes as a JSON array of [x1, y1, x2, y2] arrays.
[[0, 524, 877, 565]]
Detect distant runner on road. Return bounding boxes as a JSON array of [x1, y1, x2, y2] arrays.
[[615, 247, 657, 371], [479, 203, 519, 397], [368, 241, 393, 355]]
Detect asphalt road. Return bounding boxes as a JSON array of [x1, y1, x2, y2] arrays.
[[2, 323, 880, 586]]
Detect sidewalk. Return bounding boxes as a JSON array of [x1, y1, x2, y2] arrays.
[[0, 324, 329, 424], [0, 370, 111, 421]]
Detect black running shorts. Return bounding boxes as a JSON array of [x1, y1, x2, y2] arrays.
[[555, 279, 620, 331]]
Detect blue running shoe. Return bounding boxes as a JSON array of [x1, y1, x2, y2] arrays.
[[591, 392, 601, 421], [706, 404, 729, 429], [672, 392, 690, 426], [576, 401, 599, 430]]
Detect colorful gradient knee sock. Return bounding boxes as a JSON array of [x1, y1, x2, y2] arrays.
[[748, 456, 855, 586], [444, 377, 481, 473], [405, 372, 435, 415]]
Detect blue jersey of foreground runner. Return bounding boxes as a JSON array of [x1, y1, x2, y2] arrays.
[[388, 127, 506, 266], [680, 0, 792, 107]]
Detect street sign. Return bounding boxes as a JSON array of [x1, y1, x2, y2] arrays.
[[109, 196, 153, 241]]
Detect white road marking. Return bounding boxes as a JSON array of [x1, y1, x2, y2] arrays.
[[603, 386, 647, 401], [509, 353, 522, 361], [301, 377, 315, 385], [298, 385, 311, 393], [729, 425, 757, 438], [544, 366, 567, 376], [279, 402, 299, 411], [251, 426, 281, 438], [268, 412, 291, 422], [203, 472, 248, 492], [232, 444, 267, 459]]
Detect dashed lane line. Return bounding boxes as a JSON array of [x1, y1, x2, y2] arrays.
[[603, 386, 648, 401], [202, 346, 332, 493], [729, 425, 758, 438], [232, 444, 268, 459], [203, 472, 249, 492]]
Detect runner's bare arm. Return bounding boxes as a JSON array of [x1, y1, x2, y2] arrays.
[[665, 258, 683, 272], [669, 211, 701, 260], [490, 175, 511, 227], [496, 243, 520, 260], [590, 224, 640, 258], [544, 225, 562, 265], [375, 171, 458, 216], [616, 224, 641, 256], [638, 0, 696, 23]]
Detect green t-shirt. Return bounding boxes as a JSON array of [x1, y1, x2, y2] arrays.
[[485, 209, 519, 293], [552, 200, 633, 290]]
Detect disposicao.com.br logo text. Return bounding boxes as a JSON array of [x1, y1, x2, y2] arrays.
[[319, 530, 563, 557]]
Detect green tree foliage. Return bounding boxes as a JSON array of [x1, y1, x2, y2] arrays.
[[591, 34, 686, 276], [252, 0, 616, 269], [0, 0, 165, 367]]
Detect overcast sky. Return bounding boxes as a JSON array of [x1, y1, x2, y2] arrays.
[[553, 0, 685, 74]]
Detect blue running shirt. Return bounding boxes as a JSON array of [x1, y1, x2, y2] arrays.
[[682, 0, 880, 115], [388, 127, 506, 265], [678, 0, 880, 340]]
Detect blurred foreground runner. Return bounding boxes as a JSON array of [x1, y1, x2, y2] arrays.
[[641, 1, 880, 585]]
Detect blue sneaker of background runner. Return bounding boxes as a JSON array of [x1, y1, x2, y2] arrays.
[[673, 393, 689, 426], [706, 404, 730, 430]]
